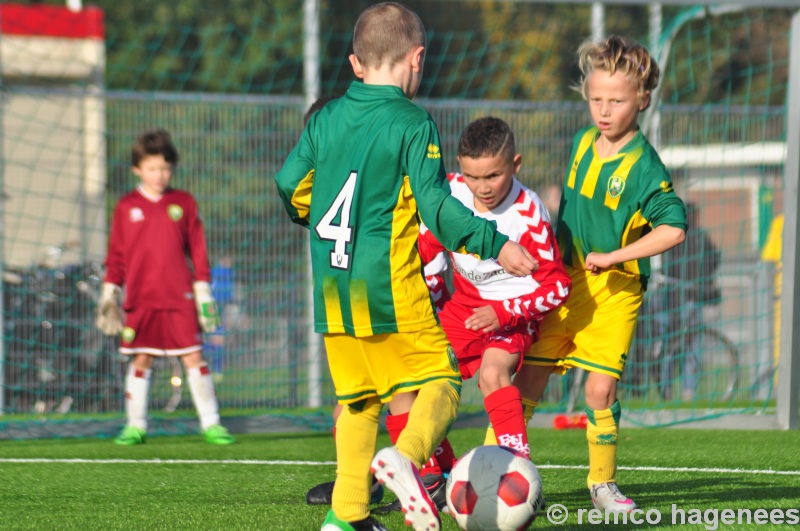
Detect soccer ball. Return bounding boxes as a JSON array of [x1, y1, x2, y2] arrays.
[[445, 446, 542, 531]]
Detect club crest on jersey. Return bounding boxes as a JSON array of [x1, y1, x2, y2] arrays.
[[607, 175, 625, 198], [121, 327, 135, 344], [427, 144, 441, 159], [129, 207, 144, 223], [447, 345, 458, 373], [168, 204, 183, 221], [660, 180, 673, 193]]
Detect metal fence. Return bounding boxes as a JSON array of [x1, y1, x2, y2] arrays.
[[0, 91, 783, 426]]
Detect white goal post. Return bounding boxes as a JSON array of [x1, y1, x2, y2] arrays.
[[777, 11, 800, 430]]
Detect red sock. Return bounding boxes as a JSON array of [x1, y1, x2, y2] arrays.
[[332, 425, 336, 440], [384, 411, 408, 444], [484, 386, 529, 457], [429, 437, 457, 475]]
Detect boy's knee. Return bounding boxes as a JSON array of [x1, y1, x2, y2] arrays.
[[584, 376, 617, 409], [478, 368, 506, 395], [478, 352, 516, 393], [514, 364, 551, 401], [132, 354, 155, 370], [180, 350, 204, 369]]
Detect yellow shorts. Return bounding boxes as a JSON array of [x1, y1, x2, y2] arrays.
[[523, 266, 643, 379], [324, 325, 462, 406]]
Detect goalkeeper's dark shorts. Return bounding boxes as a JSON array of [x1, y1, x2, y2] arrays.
[[119, 307, 203, 356]]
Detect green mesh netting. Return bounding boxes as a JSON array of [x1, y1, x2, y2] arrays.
[[0, 1, 795, 437]]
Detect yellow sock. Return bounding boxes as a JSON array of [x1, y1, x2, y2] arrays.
[[586, 400, 621, 489], [483, 425, 496, 446], [522, 398, 537, 426], [331, 397, 381, 521], [397, 379, 460, 468], [522, 398, 537, 453]]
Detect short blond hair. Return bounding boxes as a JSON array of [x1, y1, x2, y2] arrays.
[[352, 2, 426, 69], [575, 35, 660, 110]]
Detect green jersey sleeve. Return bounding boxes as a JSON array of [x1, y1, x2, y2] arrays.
[[638, 155, 688, 231], [274, 125, 316, 229]]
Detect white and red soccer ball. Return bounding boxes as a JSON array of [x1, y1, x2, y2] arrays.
[[445, 445, 542, 531]]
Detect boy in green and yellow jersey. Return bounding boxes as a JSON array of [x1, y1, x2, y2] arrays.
[[274, 3, 536, 530], [509, 35, 687, 513]]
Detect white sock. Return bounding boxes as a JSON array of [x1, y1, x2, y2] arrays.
[[125, 365, 151, 431], [187, 364, 220, 431]]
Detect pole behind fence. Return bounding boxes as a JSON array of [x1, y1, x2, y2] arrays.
[[776, 9, 800, 430]]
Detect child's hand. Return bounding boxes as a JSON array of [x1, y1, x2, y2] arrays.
[[584, 252, 616, 274], [193, 281, 222, 333], [465, 306, 500, 333], [96, 282, 124, 336], [497, 241, 538, 276]]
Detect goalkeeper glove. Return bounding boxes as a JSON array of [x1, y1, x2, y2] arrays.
[[96, 282, 124, 336], [193, 281, 221, 333]]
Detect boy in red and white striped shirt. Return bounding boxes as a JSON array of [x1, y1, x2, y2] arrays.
[[418, 117, 571, 459]]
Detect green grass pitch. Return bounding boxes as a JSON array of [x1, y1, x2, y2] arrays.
[[1, 427, 798, 529]]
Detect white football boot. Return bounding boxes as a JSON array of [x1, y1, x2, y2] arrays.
[[370, 447, 440, 531], [590, 482, 637, 512]]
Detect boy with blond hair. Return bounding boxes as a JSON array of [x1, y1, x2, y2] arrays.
[[510, 35, 686, 512], [274, 3, 536, 530]]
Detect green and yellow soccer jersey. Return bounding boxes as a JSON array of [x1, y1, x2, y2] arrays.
[[558, 125, 687, 283], [274, 82, 508, 336]]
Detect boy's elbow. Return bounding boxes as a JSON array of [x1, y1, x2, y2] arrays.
[[669, 226, 686, 248], [675, 227, 687, 245]]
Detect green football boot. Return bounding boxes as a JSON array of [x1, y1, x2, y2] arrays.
[[114, 425, 146, 446], [320, 509, 389, 531], [203, 424, 236, 445]]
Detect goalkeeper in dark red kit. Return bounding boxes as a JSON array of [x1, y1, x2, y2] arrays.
[[97, 128, 235, 446]]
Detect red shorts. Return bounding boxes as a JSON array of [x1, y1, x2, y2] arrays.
[[120, 307, 202, 356], [438, 299, 532, 380]]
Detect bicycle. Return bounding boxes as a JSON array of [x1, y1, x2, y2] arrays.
[[627, 273, 740, 403]]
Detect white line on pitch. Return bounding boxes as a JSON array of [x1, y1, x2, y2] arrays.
[[0, 458, 798, 476], [540, 464, 800, 476], [0, 458, 337, 465]]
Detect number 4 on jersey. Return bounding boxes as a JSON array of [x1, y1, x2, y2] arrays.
[[316, 171, 357, 269]]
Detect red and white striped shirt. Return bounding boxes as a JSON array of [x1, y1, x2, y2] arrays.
[[418, 174, 570, 330]]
